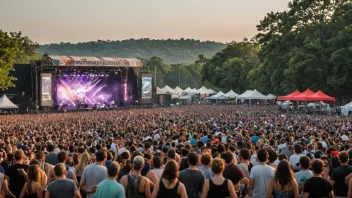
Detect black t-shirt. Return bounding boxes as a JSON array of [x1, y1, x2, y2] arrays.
[[331, 165, 352, 196], [141, 162, 151, 176], [223, 164, 244, 185], [5, 163, 29, 197], [179, 158, 189, 171], [303, 177, 332, 198]]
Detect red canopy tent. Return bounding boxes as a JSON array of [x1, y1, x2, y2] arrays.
[[290, 89, 315, 101], [277, 90, 302, 101], [306, 90, 335, 102]]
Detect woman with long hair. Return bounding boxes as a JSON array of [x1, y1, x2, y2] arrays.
[[266, 160, 299, 198], [201, 158, 237, 198], [69, 153, 80, 175], [75, 152, 91, 178], [321, 156, 333, 178], [19, 165, 43, 198], [151, 160, 187, 198], [118, 160, 132, 182]]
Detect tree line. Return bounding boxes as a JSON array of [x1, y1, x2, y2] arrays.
[[1, 0, 352, 104], [37, 38, 226, 64]]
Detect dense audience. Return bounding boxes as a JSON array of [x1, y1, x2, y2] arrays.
[[0, 105, 351, 197]]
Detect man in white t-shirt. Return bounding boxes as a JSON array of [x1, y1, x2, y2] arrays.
[[249, 149, 275, 198], [289, 144, 303, 171]]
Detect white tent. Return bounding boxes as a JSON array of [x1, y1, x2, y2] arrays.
[[266, 94, 276, 99], [0, 95, 18, 109], [215, 95, 229, 100], [162, 85, 175, 94], [225, 90, 239, 99], [341, 102, 352, 116], [208, 89, 217, 94], [210, 91, 227, 99], [184, 87, 194, 93], [192, 88, 199, 93], [242, 89, 267, 100], [173, 86, 183, 94], [197, 86, 211, 94], [238, 90, 253, 99], [157, 87, 166, 95]]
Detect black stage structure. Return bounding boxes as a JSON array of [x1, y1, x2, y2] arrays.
[[2, 55, 156, 113]]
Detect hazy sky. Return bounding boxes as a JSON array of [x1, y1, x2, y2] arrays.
[[0, 0, 291, 44]]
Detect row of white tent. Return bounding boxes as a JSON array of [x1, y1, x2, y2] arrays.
[[207, 89, 276, 100], [157, 85, 217, 95], [157, 86, 276, 100]]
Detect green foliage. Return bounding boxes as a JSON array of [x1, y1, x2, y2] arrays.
[[10, 31, 40, 64], [37, 39, 226, 64], [201, 40, 260, 93], [249, 0, 352, 103], [0, 30, 40, 91], [142, 56, 206, 89], [0, 30, 20, 91]]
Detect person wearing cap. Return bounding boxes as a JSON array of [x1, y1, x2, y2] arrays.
[[330, 151, 352, 197], [120, 155, 151, 198]]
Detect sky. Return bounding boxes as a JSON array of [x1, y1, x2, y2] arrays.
[[0, 0, 291, 44]]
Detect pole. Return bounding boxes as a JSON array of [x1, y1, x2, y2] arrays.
[[35, 66, 38, 111], [179, 68, 181, 87]]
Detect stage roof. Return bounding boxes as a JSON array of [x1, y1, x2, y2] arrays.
[[48, 55, 142, 67]]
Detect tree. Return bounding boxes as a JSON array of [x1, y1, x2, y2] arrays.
[[251, 0, 352, 102], [144, 56, 171, 87], [201, 40, 259, 92], [38, 38, 226, 64], [0, 30, 20, 90], [9, 31, 40, 63]]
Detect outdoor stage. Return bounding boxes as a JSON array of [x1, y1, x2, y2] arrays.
[[2, 55, 156, 113]]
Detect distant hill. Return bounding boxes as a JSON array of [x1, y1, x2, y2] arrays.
[[37, 38, 227, 64]]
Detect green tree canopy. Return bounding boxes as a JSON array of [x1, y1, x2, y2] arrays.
[[201, 40, 259, 93], [0, 30, 20, 90], [0, 30, 40, 91], [249, 0, 352, 103], [38, 39, 226, 64]]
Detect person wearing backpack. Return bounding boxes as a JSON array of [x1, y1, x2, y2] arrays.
[[120, 155, 151, 198]]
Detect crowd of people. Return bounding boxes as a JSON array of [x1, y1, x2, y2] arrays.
[[0, 105, 352, 198]]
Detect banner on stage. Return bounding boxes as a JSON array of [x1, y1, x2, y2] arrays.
[[48, 55, 142, 67]]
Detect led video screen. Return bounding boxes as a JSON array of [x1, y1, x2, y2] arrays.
[[141, 76, 153, 99], [56, 74, 119, 109], [41, 73, 53, 106]]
